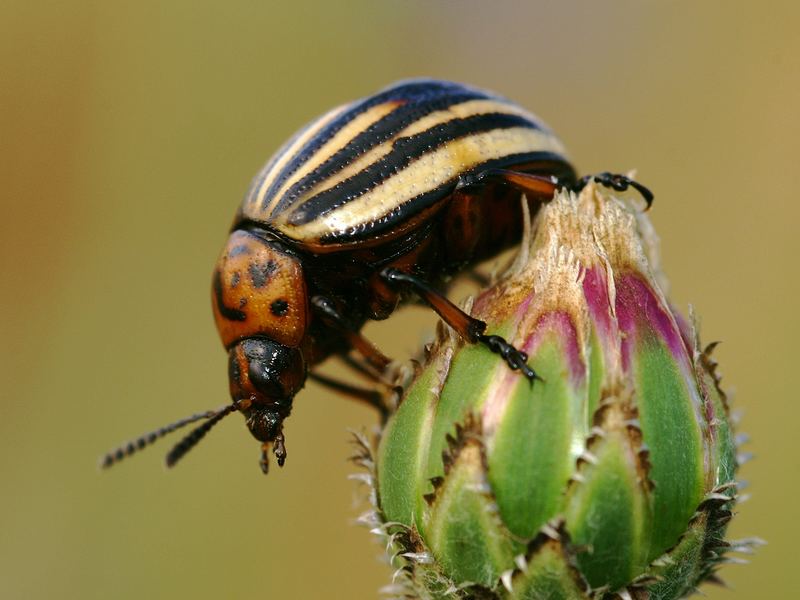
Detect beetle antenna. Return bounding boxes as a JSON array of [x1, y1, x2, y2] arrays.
[[100, 404, 237, 469], [165, 403, 239, 468]]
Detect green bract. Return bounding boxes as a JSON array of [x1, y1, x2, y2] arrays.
[[356, 183, 755, 599]]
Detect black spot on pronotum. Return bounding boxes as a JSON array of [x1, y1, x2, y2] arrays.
[[249, 260, 277, 288], [214, 271, 246, 321], [229, 244, 250, 257], [271, 299, 289, 316]]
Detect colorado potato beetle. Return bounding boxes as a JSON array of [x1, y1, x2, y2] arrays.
[[102, 79, 651, 474]]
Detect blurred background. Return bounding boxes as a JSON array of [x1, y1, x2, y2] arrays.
[[2, 1, 797, 598]]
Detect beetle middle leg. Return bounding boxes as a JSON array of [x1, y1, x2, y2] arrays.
[[310, 296, 396, 415], [380, 268, 539, 382], [309, 371, 391, 420], [311, 296, 392, 373]]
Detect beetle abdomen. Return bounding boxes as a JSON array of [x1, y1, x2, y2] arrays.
[[238, 79, 572, 251]]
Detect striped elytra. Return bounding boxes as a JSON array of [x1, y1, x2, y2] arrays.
[[238, 79, 573, 250]]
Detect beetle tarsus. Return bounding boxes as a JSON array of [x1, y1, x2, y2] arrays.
[[477, 334, 539, 383], [576, 172, 654, 209]]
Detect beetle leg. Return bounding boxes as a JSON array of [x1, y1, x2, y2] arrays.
[[574, 172, 654, 209], [455, 168, 563, 200], [310, 295, 392, 373], [339, 353, 385, 382], [465, 270, 491, 287], [309, 371, 390, 419], [445, 169, 569, 266], [380, 268, 539, 382], [457, 168, 654, 210]]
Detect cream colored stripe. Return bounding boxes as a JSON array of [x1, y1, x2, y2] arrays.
[[397, 98, 541, 137], [264, 100, 403, 215], [250, 103, 349, 215], [289, 99, 547, 208], [280, 126, 566, 240]]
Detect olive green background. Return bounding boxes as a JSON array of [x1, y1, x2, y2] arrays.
[[2, 1, 796, 598]]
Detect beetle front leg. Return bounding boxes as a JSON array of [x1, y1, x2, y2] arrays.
[[380, 268, 539, 382], [310, 295, 392, 373]]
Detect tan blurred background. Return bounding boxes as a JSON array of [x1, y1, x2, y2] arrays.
[[2, 1, 797, 598]]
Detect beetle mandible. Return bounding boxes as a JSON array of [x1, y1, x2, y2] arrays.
[[102, 79, 651, 474]]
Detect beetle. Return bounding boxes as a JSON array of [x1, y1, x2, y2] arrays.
[[102, 79, 651, 474]]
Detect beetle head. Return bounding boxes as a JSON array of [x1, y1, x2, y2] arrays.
[[228, 337, 306, 472], [100, 336, 305, 475], [228, 337, 306, 432]]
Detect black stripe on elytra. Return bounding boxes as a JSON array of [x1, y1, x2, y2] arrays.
[[288, 113, 540, 226], [213, 270, 247, 321], [317, 150, 573, 245], [257, 80, 495, 214], [270, 91, 499, 217], [243, 118, 320, 208]]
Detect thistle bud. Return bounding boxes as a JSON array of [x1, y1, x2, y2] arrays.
[[360, 182, 755, 598]]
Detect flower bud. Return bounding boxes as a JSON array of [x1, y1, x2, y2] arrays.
[[363, 182, 754, 598]]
